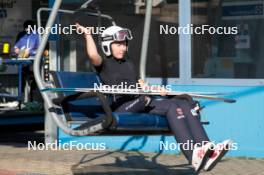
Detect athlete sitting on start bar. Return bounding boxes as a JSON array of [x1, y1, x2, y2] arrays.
[[76, 23, 233, 172]]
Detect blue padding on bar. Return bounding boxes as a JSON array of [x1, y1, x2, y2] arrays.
[[113, 112, 169, 130]]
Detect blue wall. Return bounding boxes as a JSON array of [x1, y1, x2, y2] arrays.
[[59, 85, 264, 158]]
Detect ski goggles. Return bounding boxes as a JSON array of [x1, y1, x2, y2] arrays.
[[102, 29, 133, 42]]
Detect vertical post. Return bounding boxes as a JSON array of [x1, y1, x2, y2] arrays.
[[179, 0, 192, 84], [49, 41, 57, 71], [24, 74, 29, 103], [69, 41, 77, 72], [62, 40, 77, 71], [45, 102, 57, 144], [139, 0, 152, 80], [18, 64, 22, 109]]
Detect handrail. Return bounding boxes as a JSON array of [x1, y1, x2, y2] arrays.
[[139, 0, 152, 80], [37, 7, 116, 41], [33, 0, 106, 136]]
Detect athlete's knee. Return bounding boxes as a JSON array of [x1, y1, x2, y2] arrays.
[[168, 102, 186, 119]]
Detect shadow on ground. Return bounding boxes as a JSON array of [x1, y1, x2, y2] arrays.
[[71, 150, 198, 175]]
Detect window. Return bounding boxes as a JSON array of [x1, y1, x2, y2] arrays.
[[147, 1, 179, 78], [192, 0, 264, 79]]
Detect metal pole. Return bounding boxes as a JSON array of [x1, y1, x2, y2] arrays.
[[179, 0, 191, 83], [34, 0, 104, 136], [37, 7, 116, 31], [80, 0, 94, 9], [139, 0, 152, 80]]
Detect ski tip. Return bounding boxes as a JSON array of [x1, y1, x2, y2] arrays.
[[41, 88, 54, 92], [224, 99, 236, 103], [40, 88, 48, 92]]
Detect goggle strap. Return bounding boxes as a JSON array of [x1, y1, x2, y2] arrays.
[[102, 36, 114, 41]]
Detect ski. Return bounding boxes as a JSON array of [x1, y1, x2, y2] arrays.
[[41, 87, 236, 103]]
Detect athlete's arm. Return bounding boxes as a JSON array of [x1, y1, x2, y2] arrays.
[[76, 23, 102, 66]]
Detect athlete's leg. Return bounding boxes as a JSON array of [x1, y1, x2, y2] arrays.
[[172, 98, 210, 144], [114, 95, 148, 113], [149, 98, 216, 171], [148, 98, 195, 163]]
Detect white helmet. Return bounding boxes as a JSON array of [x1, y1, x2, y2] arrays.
[[101, 25, 133, 56]]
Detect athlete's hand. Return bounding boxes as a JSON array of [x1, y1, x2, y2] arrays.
[[14, 48, 20, 55], [158, 87, 169, 96], [138, 79, 148, 88], [75, 23, 92, 36], [138, 79, 168, 96]]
